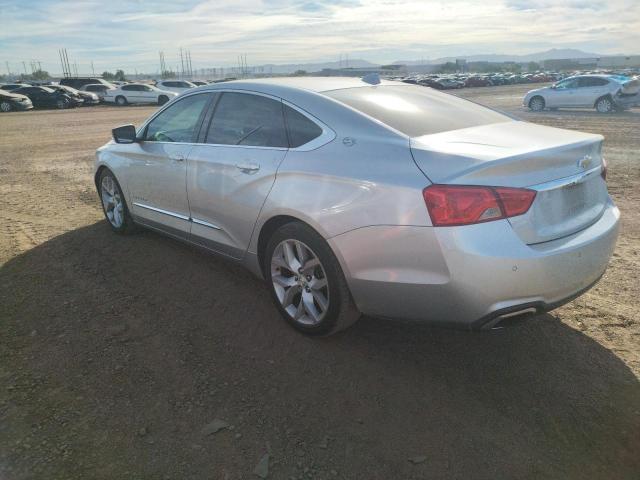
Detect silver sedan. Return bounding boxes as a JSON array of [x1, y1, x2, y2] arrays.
[[95, 77, 619, 334]]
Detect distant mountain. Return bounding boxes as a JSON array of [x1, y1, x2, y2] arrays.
[[395, 48, 602, 65], [253, 59, 377, 74]]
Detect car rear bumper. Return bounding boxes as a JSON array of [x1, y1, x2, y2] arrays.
[[329, 197, 620, 329]]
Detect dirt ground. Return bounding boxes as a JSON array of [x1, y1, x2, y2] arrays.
[[1, 84, 638, 479]]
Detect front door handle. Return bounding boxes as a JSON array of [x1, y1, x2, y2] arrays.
[[235, 162, 260, 173], [169, 153, 185, 162]]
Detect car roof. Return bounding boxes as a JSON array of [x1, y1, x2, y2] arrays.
[[201, 76, 406, 94]]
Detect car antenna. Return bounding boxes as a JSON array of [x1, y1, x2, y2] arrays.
[[362, 73, 381, 85]]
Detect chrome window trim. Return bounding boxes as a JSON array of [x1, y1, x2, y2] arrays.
[[192, 217, 222, 230], [133, 202, 222, 230], [136, 89, 335, 151], [136, 91, 215, 140], [133, 202, 190, 221], [282, 99, 336, 152]]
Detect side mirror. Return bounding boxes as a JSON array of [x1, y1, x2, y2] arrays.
[[112, 124, 137, 144]]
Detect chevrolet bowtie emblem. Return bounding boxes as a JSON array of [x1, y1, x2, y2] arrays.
[[578, 155, 593, 170]]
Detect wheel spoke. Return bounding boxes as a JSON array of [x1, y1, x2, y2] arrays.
[[281, 285, 299, 308], [302, 291, 320, 321], [282, 241, 301, 272], [294, 241, 307, 266], [273, 274, 296, 288], [310, 289, 328, 312], [301, 257, 320, 273], [309, 276, 327, 290], [293, 296, 306, 320]]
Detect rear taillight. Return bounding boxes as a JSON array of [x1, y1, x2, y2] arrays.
[[423, 185, 536, 227], [601, 157, 607, 181]]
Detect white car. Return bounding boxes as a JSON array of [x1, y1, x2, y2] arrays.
[[81, 83, 115, 101], [155, 80, 197, 94], [103, 83, 178, 106], [524, 74, 640, 113]]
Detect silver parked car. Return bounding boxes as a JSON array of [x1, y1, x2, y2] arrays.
[[95, 77, 619, 335], [524, 74, 640, 113]]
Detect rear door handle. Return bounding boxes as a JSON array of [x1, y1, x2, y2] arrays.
[[235, 162, 260, 173], [169, 153, 185, 162]]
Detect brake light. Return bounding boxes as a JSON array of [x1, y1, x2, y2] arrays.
[[423, 185, 536, 227], [601, 157, 607, 181]]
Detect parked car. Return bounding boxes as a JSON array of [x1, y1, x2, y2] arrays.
[[81, 83, 115, 101], [50, 85, 100, 105], [103, 83, 178, 106], [0, 90, 33, 112], [524, 74, 640, 113], [95, 77, 619, 335], [155, 80, 197, 94], [0, 83, 30, 92], [11, 86, 80, 109], [60, 77, 115, 90], [464, 77, 492, 87]]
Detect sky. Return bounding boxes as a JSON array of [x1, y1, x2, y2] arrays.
[[1, 0, 639, 75]]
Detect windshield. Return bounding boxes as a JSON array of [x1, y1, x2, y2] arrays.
[[325, 85, 510, 137]]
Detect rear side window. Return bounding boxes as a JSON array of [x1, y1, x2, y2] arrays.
[[122, 85, 135, 91], [144, 93, 211, 143], [206, 92, 287, 148], [325, 85, 509, 137], [284, 105, 323, 147]]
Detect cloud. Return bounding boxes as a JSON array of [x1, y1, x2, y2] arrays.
[[0, 0, 638, 74]]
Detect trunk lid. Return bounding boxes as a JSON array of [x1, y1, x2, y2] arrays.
[[411, 121, 608, 244]]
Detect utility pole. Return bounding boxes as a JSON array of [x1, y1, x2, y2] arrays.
[[22, 61, 27, 74], [91, 61, 95, 76], [5, 61, 10, 76]]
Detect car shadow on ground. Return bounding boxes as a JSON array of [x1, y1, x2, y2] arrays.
[[1, 222, 639, 480]]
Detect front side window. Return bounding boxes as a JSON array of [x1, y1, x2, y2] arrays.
[[206, 92, 287, 148], [284, 105, 323, 147], [144, 93, 211, 143], [555, 78, 579, 89]]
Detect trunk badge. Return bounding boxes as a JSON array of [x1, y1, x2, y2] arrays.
[[578, 155, 592, 169]]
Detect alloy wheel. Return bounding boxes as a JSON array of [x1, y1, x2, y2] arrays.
[[596, 97, 612, 113], [0, 101, 11, 112], [270, 239, 329, 326], [100, 175, 125, 228], [529, 97, 544, 111]]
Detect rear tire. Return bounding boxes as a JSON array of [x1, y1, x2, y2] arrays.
[[528, 96, 545, 111], [264, 222, 360, 336], [595, 95, 613, 113], [0, 101, 12, 112], [115, 96, 128, 106]]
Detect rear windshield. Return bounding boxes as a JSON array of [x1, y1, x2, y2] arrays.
[[325, 85, 510, 137]]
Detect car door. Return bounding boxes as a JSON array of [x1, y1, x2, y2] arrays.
[[186, 91, 289, 259], [576, 77, 610, 107], [120, 85, 137, 103], [124, 92, 213, 237], [141, 85, 159, 104], [547, 78, 580, 107]]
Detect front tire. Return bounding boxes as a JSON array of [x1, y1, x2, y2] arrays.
[[528, 96, 545, 111], [595, 96, 613, 113], [98, 169, 135, 234], [0, 101, 12, 112], [115, 96, 128, 106], [264, 222, 359, 336], [158, 95, 169, 105], [56, 98, 69, 109]]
